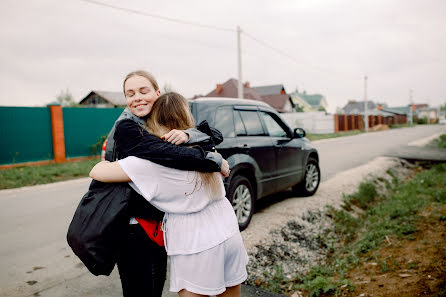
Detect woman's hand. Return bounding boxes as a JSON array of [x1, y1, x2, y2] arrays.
[[220, 159, 230, 178], [161, 129, 189, 145]]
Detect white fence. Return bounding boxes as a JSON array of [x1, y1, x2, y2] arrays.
[[280, 112, 334, 134]]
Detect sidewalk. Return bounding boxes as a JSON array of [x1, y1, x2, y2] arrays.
[[385, 146, 446, 162]]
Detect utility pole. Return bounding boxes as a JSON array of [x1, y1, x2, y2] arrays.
[[409, 89, 413, 124], [364, 75, 368, 132], [237, 26, 243, 99]]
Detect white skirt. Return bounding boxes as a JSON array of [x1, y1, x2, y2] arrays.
[[169, 232, 249, 295], [164, 198, 240, 255]]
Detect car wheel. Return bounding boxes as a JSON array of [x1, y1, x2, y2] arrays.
[[293, 157, 320, 196], [228, 175, 254, 231]]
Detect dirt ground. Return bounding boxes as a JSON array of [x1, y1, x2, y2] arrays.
[[324, 204, 446, 297]]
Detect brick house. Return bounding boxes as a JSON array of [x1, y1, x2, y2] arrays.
[[203, 79, 296, 113]]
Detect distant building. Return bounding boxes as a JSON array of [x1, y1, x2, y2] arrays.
[[291, 94, 312, 112], [203, 78, 296, 113], [251, 84, 295, 113], [79, 91, 125, 107], [340, 100, 408, 124], [412, 104, 429, 110], [415, 107, 439, 123], [341, 100, 377, 115], [290, 90, 328, 112], [258, 94, 295, 113], [379, 103, 435, 123], [251, 84, 286, 96], [204, 78, 262, 101], [439, 108, 446, 120], [380, 106, 411, 118]]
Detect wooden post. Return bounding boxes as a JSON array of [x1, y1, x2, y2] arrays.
[[343, 115, 348, 131], [49, 104, 66, 163], [358, 115, 363, 130], [334, 114, 339, 132]]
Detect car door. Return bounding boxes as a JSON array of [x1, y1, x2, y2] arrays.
[[259, 111, 304, 191], [235, 107, 277, 197], [212, 105, 238, 161]]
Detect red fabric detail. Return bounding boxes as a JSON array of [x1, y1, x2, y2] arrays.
[[135, 218, 165, 247]]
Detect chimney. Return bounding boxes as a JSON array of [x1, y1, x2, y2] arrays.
[[216, 84, 223, 94], [244, 81, 250, 88], [377, 104, 383, 110]]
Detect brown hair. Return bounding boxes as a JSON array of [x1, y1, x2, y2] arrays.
[[147, 92, 223, 201], [123, 70, 159, 94]]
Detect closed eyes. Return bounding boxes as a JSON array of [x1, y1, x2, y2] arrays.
[[126, 87, 151, 97]]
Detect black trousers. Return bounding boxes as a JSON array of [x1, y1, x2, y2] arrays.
[[117, 223, 167, 297]]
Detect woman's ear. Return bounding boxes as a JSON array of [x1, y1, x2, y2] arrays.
[[156, 90, 161, 97]]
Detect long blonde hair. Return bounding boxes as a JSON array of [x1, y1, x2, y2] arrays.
[[146, 92, 223, 200]]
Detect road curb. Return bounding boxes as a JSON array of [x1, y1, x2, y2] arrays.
[[0, 177, 91, 195]]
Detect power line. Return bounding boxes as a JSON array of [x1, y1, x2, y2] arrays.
[[242, 31, 347, 77], [242, 31, 300, 65], [79, 0, 235, 33], [79, 0, 354, 79]]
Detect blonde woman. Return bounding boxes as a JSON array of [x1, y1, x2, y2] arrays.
[[108, 70, 228, 297], [90, 92, 248, 297]]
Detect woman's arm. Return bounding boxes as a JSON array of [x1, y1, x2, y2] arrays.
[[184, 120, 223, 151], [114, 119, 222, 172], [89, 161, 130, 183], [152, 121, 222, 147], [195, 120, 223, 146]]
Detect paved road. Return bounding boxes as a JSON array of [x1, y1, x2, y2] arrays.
[[312, 125, 446, 181], [0, 125, 444, 297]]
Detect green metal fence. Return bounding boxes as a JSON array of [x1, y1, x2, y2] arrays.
[[63, 107, 124, 158], [0, 106, 125, 165], [0, 107, 53, 165]]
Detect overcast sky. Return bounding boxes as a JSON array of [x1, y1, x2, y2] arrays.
[[0, 0, 445, 113]]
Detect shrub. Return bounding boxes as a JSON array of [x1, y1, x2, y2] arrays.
[[347, 181, 377, 209]]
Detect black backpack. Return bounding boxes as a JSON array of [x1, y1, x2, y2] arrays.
[[67, 179, 132, 276]]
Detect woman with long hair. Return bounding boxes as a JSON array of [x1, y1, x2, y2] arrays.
[[90, 92, 248, 297], [107, 71, 229, 297]]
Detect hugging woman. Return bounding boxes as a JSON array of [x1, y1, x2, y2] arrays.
[[105, 70, 229, 297], [91, 92, 248, 297]]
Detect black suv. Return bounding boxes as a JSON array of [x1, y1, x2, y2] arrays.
[[190, 97, 320, 230]]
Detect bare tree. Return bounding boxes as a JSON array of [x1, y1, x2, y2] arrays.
[[56, 88, 78, 106], [162, 83, 176, 93]]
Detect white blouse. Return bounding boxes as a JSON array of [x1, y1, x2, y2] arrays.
[[118, 156, 239, 255]]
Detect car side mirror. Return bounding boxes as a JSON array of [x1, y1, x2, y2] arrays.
[[293, 127, 306, 138]]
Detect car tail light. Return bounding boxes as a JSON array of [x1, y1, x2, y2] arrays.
[[101, 139, 107, 161]]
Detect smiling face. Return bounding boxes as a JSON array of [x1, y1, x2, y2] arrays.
[[124, 75, 161, 117]]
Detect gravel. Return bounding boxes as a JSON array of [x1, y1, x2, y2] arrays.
[[240, 156, 416, 284]]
